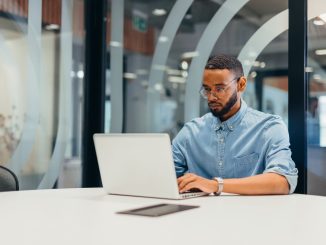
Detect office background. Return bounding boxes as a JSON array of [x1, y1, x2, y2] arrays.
[[0, 0, 325, 195]]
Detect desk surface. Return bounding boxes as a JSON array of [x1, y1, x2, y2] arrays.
[[1, 188, 326, 245]]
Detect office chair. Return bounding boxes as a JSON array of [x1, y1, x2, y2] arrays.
[[0, 165, 19, 191]]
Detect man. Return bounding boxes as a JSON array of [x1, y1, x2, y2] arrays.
[[172, 54, 298, 195]]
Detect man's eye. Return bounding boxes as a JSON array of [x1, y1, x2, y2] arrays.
[[215, 87, 224, 92]]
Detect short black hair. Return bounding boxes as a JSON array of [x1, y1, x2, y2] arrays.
[[205, 54, 244, 77]]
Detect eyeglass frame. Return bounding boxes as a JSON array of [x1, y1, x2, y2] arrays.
[[199, 76, 241, 99]]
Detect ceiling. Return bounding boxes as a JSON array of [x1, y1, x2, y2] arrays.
[[124, 0, 288, 29], [122, 0, 326, 70]]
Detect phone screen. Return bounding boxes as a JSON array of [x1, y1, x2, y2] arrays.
[[116, 203, 199, 217]]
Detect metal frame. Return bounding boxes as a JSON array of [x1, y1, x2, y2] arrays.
[[288, 0, 307, 194], [82, 0, 107, 187]]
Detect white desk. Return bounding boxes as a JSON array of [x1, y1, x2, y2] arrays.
[[1, 188, 326, 245]]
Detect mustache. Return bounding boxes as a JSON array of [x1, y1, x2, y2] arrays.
[[208, 102, 222, 107]]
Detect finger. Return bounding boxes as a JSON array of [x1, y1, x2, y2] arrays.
[[178, 175, 196, 188], [178, 175, 197, 190], [177, 173, 194, 184], [180, 182, 199, 193], [182, 179, 214, 193]]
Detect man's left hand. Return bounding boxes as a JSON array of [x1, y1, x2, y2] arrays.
[[177, 173, 218, 193]]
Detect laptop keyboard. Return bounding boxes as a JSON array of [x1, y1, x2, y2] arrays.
[[180, 191, 206, 198]]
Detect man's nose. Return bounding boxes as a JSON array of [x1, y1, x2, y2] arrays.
[[207, 92, 218, 101]]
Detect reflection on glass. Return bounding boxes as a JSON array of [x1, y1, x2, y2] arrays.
[[0, 0, 85, 189], [307, 1, 326, 195], [107, 0, 290, 139]]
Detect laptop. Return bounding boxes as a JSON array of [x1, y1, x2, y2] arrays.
[[93, 133, 207, 199]]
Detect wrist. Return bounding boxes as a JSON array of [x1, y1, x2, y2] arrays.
[[210, 179, 219, 193], [213, 177, 224, 195]]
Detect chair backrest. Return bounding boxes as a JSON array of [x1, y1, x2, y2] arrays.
[[0, 165, 19, 191]]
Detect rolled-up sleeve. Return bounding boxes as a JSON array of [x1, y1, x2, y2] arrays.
[[263, 117, 298, 194], [172, 128, 189, 177]]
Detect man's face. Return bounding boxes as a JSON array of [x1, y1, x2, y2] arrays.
[[202, 69, 240, 118]]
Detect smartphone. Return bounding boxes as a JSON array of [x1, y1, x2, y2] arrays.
[[116, 203, 199, 217]]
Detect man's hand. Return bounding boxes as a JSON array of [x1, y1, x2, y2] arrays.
[[177, 173, 218, 193]]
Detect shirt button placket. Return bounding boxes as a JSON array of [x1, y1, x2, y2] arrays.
[[220, 130, 227, 177], [216, 131, 222, 173], [217, 130, 225, 176]]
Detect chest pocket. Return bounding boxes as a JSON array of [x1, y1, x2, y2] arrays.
[[233, 152, 259, 178]]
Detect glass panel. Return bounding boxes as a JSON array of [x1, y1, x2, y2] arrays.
[[0, 0, 84, 189], [307, 0, 326, 195], [107, 0, 289, 137]]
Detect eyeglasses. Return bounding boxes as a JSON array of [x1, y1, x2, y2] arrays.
[[199, 77, 239, 99]]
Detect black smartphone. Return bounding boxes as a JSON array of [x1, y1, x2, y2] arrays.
[[116, 203, 199, 217]]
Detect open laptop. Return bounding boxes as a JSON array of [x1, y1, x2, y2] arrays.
[[93, 133, 207, 200]]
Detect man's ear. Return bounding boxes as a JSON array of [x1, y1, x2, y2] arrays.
[[237, 76, 247, 92]]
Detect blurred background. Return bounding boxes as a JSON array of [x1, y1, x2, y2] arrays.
[[0, 0, 325, 195]]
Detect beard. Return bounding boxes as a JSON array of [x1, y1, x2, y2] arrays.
[[209, 90, 238, 118]]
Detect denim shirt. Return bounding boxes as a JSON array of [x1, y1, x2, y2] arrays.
[[172, 100, 298, 193]]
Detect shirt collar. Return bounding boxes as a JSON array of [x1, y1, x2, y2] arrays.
[[212, 99, 248, 131]]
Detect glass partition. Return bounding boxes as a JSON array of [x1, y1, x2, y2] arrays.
[[2, 0, 323, 193], [107, 0, 289, 137], [307, 0, 326, 195], [0, 0, 85, 189]]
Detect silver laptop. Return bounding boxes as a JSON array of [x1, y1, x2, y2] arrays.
[[93, 133, 207, 199]]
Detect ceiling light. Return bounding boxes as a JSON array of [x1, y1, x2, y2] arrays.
[[159, 36, 169, 42], [181, 61, 188, 70], [181, 71, 188, 78], [77, 70, 84, 79], [305, 67, 314, 73], [313, 74, 321, 80], [315, 49, 326, 55], [168, 76, 186, 83], [110, 41, 122, 47], [152, 9, 166, 16], [123, 73, 137, 80], [185, 14, 192, 20], [250, 71, 257, 78], [154, 83, 163, 91], [181, 51, 199, 59], [45, 24, 60, 31]]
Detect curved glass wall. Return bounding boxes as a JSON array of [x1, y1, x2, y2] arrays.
[[1, 0, 325, 194], [107, 0, 289, 136], [0, 0, 84, 189], [307, 0, 326, 195]]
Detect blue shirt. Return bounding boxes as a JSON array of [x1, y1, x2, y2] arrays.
[[172, 100, 298, 193]]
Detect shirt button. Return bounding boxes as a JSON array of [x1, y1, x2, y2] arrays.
[[219, 161, 223, 166], [220, 138, 224, 143], [230, 126, 233, 130]]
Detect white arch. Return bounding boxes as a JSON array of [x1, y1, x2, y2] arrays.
[[238, 0, 326, 77], [146, 0, 193, 132], [8, 0, 41, 174], [38, 0, 73, 189], [184, 0, 249, 122]]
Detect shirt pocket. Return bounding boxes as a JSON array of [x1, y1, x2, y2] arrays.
[[233, 152, 259, 178]]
